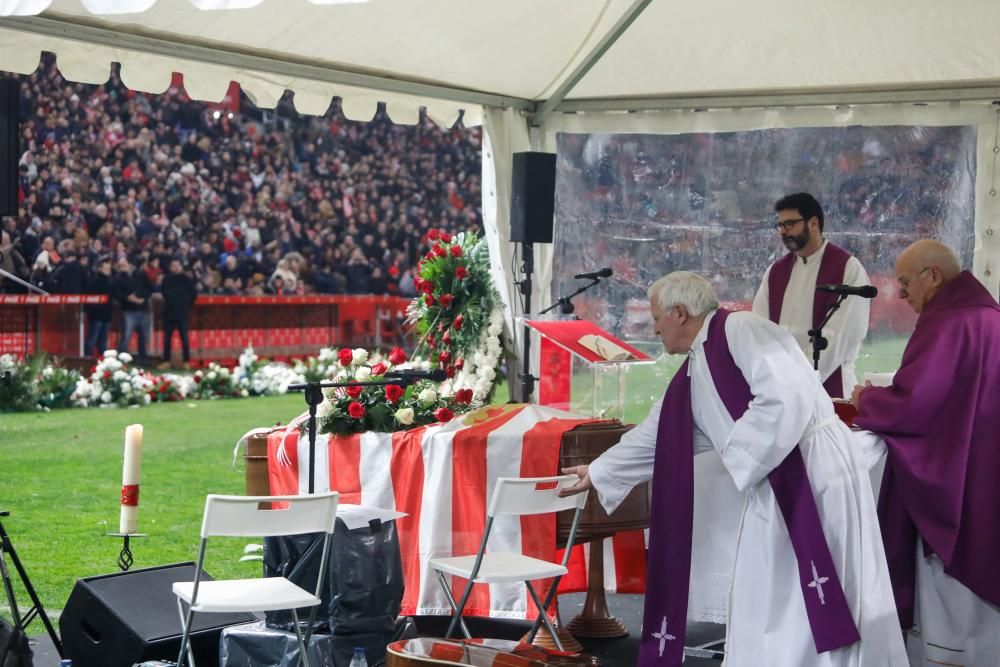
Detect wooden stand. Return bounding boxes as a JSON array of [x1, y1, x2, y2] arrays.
[[523, 608, 583, 654], [566, 541, 628, 639]]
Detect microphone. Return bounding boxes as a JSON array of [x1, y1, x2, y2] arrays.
[[816, 284, 878, 298], [383, 368, 448, 383], [574, 267, 613, 280]]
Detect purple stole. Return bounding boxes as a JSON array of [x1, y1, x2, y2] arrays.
[[639, 309, 860, 666], [767, 243, 852, 398]]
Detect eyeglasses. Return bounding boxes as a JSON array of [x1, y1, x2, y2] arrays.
[[897, 267, 930, 290], [773, 218, 806, 232]]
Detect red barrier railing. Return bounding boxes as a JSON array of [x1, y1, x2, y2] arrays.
[[0, 294, 413, 363]]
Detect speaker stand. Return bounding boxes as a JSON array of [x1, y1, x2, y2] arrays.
[[0, 511, 63, 657], [518, 241, 537, 402]]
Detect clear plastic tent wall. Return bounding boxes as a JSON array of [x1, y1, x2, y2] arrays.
[[482, 103, 1000, 412]]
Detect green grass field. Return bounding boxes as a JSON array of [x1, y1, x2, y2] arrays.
[[0, 336, 906, 619]]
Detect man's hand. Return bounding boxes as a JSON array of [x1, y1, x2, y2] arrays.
[[558, 465, 592, 497], [849, 381, 872, 409]]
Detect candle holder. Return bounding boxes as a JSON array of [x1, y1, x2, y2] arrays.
[[107, 532, 146, 571]]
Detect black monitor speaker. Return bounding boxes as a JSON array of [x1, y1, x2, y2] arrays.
[[509, 151, 556, 244], [0, 77, 18, 217], [59, 562, 256, 667]]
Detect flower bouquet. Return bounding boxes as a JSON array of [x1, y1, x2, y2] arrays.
[[406, 229, 505, 403], [72, 350, 156, 407], [312, 346, 475, 436]]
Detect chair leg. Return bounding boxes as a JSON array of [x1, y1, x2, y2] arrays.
[[292, 608, 310, 667], [175, 598, 197, 667], [435, 569, 472, 639], [526, 575, 564, 643], [525, 581, 563, 652]]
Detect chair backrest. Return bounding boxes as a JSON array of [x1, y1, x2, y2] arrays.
[[200, 492, 339, 539], [486, 476, 587, 518]]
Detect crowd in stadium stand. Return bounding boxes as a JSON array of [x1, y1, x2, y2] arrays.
[[0, 54, 484, 300]]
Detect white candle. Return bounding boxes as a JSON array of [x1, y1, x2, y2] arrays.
[[119, 424, 143, 534]]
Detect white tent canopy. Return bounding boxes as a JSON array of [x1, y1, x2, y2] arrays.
[[2, 0, 999, 374]]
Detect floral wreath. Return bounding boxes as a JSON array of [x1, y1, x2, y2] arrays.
[[406, 229, 505, 403]]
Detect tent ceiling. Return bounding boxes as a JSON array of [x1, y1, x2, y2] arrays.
[[2, 0, 1000, 121]]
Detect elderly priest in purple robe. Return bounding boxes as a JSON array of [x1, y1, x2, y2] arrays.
[[851, 239, 1000, 667], [562, 271, 906, 667]]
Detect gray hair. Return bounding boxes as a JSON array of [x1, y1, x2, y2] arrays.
[[647, 271, 720, 317]]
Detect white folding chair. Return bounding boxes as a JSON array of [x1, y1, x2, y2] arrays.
[[173, 492, 339, 667], [429, 475, 588, 651]]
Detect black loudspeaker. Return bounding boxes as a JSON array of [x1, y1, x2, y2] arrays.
[[0, 78, 18, 217], [59, 562, 256, 667], [510, 151, 556, 244]]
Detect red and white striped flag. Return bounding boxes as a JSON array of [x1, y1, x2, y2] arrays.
[[267, 403, 646, 618]]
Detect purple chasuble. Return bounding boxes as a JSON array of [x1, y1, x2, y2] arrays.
[[767, 242, 852, 397], [853, 271, 1000, 628], [640, 309, 859, 666]]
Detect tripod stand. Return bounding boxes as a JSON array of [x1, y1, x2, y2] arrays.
[[809, 294, 848, 371], [0, 510, 63, 657]]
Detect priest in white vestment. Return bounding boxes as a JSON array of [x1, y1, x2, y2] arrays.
[[562, 271, 905, 667], [752, 193, 870, 397]]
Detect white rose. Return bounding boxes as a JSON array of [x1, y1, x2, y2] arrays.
[[119, 352, 133, 364], [419, 359, 432, 371], [316, 399, 334, 419], [438, 380, 454, 397], [418, 388, 438, 405], [41, 367, 53, 378], [394, 407, 415, 425], [474, 379, 492, 397], [101, 391, 112, 403], [207, 371, 217, 381], [487, 322, 503, 337], [113, 370, 127, 381], [120, 382, 131, 394], [143, 394, 151, 404], [220, 367, 230, 377], [354, 366, 372, 382], [351, 348, 368, 365], [103, 350, 117, 359], [481, 367, 496, 382], [240, 389, 249, 397]]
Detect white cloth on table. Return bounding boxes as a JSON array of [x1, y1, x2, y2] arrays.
[[589, 310, 906, 667], [752, 241, 870, 396]]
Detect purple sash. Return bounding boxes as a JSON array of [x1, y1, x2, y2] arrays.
[[767, 243, 852, 398], [640, 310, 859, 666]]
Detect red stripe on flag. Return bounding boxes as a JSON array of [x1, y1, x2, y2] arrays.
[[329, 433, 362, 504], [451, 407, 526, 616], [611, 530, 647, 593], [518, 417, 592, 619], [267, 430, 300, 506], [391, 427, 426, 616]]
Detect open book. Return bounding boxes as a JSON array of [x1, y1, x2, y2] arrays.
[[577, 334, 635, 361]]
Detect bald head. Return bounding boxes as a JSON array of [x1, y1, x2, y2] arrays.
[[895, 240, 962, 313]]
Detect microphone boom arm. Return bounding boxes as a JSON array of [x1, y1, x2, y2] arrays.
[[539, 277, 602, 315]]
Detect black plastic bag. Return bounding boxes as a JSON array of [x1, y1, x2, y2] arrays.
[[263, 517, 404, 667]]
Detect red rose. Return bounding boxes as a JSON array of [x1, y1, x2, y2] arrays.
[[370, 361, 388, 376], [432, 244, 447, 258], [420, 280, 434, 295], [384, 384, 403, 402], [338, 348, 354, 366], [427, 335, 437, 348], [454, 358, 465, 370], [434, 407, 455, 422], [346, 383, 363, 399], [437, 323, 446, 333], [388, 347, 407, 365], [455, 388, 474, 404], [453, 315, 464, 330], [427, 229, 440, 241], [424, 294, 435, 306], [193, 375, 202, 383], [413, 278, 423, 292], [425, 251, 436, 261], [455, 266, 469, 280], [103, 370, 111, 380], [438, 293, 454, 308], [450, 245, 462, 258], [438, 350, 452, 364], [443, 331, 452, 345], [445, 366, 455, 378], [348, 401, 366, 419], [440, 232, 453, 243]]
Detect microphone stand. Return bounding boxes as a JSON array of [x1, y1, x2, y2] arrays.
[[286, 376, 421, 494], [538, 277, 602, 316], [808, 294, 847, 372]]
